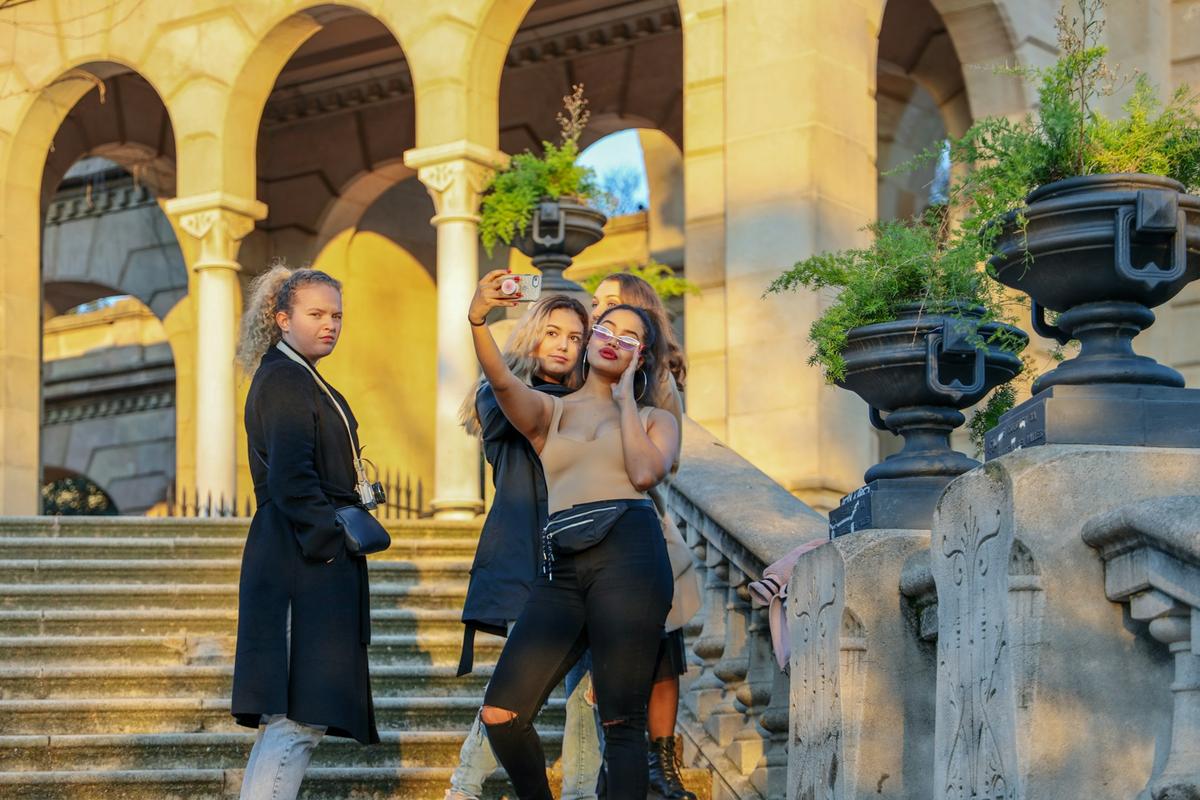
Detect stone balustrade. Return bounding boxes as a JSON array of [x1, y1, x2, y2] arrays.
[[662, 417, 827, 800]]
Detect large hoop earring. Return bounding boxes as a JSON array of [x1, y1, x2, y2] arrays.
[[634, 369, 648, 404], [582, 354, 590, 380]]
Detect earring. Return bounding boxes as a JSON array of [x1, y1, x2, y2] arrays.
[[634, 369, 648, 403], [582, 354, 590, 379]]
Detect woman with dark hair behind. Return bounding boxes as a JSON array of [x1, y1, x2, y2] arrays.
[[231, 264, 379, 800], [467, 269, 680, 800], [446, 294, 590, 800]]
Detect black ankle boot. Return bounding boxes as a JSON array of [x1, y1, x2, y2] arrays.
[[647, 736, 696, 800]]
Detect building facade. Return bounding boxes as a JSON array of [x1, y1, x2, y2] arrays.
[[2, 0, 1198, 518]]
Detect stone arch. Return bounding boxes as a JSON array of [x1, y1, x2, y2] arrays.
[[466, 0, 537, 149], [313, 160, 414, 255], [0, 60, 179, 513], [43, 158, 188, 320], [926, 0, 1038, 119]]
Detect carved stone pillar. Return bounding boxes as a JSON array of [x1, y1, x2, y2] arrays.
[[164, 192, 266, 511], [404, 141, 506, 519], [707, 569, 751, 747], [751, 643, 791, 797]]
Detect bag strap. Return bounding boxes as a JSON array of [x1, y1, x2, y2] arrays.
[[275, 340, 369, 487]]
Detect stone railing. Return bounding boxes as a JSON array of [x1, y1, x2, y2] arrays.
[[662, 417, 827, 800]]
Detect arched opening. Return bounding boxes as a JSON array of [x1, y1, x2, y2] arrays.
[[241, 6, 430, 498], [497, 1, 686, 301], [33, 68, 183, 517], [876, 0, 970, 222]]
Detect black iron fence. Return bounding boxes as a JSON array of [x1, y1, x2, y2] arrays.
[[166, 469, 427, 520]]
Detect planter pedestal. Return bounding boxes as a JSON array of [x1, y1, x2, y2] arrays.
[[829, 476, 956, 536], [512, 200, 606, 303], [985, 383, 1200, 459]]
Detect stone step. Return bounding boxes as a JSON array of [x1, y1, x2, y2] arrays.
[[0, 663, 495, 700], [0, 517, 481, 541], [0, 764, 710, 800], [0, 730, 564, 771], [0, 558, 474, 585], [0, 607, 467, 637], [0, 581, 469, 611], [0, 696, 566, 735], [0, 632, 501, 667], [0, 766, 528, 800], [0, 535, 479, 559]]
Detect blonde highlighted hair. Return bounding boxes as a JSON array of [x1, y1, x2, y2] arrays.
[[458, 295, 589, 437], [235, 262, 343, 374]]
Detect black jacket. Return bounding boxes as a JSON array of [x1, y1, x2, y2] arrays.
[[457, 379, 573, 675], [231, 343, 379, 744]]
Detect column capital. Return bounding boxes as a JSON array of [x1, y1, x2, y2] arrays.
[[404, 140, 509, 223], [164, 192, 268, 271]]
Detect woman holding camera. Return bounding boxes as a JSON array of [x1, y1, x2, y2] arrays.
[[447, 294, 590, 800], [232, 265, 379, 800], [468, 269, 680, 800]]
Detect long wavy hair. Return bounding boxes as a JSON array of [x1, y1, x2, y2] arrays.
[[593, 303, 668, 409], [235, 263, 343, 375], [458, 294, 590, 437], [597, 272, 687, 392]]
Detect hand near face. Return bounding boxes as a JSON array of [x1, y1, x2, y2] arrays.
[[468, 269, 520, 324], [612, 350, 640, 404]]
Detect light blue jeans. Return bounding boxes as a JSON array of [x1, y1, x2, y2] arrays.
[[448, 654, 603, 800], [240, 714, 326, 800], [560, 656, 604, 800]]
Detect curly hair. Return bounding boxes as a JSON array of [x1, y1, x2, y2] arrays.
[[458, 295, 590, 437], [597, 272, 687, 391], [235, 263, 343, 374]]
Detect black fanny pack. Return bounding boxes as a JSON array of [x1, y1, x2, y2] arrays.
[[541, 498, 654, 579]]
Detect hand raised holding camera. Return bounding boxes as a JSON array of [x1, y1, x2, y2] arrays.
[[468, 269, 520, 326]]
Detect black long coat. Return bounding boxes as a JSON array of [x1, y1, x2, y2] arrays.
[[457, 380, 572, 675], [231, 343, 379, 744]]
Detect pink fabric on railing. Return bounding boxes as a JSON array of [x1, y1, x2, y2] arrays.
[[748, 538, 828, 671]]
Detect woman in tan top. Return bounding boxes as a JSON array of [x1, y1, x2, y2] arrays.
[[467, 269, 680, 800]]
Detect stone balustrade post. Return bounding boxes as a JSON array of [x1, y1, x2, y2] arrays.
[[164, 192, 266, 511], [751, 638, 791, 797], [726, 600, 772, 773], [707, 569, 751, 747], [404, 141, 506, 519], [687, 543, 729, 720]]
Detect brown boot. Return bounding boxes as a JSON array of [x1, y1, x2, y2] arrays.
[[647, 736, 697, 800]]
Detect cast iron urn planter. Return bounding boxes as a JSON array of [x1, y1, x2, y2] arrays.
[[828, 303, 1026, 536], [511, 198, 607, 296], [985, 174, 1200, 458]]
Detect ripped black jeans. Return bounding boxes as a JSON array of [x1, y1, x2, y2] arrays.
[[483, 504, 672, 800]]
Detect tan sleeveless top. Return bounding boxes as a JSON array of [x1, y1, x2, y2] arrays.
[[540, 395, 655, 514]]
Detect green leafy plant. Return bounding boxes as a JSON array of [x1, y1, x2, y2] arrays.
[[479, 84, 603, 255], [967, 383, 1016, 457], [581, 259, 700, 302], [764, 210, 1024, 383], [927, 0, 1200, 257]]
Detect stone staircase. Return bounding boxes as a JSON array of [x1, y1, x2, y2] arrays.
[[0, 516, 568, 799]]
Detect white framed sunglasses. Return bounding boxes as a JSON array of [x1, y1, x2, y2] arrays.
[[591, 324, 641, 351]]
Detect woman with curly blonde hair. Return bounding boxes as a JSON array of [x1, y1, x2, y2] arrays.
[[232, 263, 378, 800]]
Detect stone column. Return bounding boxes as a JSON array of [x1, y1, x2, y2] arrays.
[[404, 141, 506, 519], [164, 192, 266, 513], [717, 0, 882, 511]]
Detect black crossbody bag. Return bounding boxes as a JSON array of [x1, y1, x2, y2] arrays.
[[540, 498, 654, 579], [271, 342, 391, 557]]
